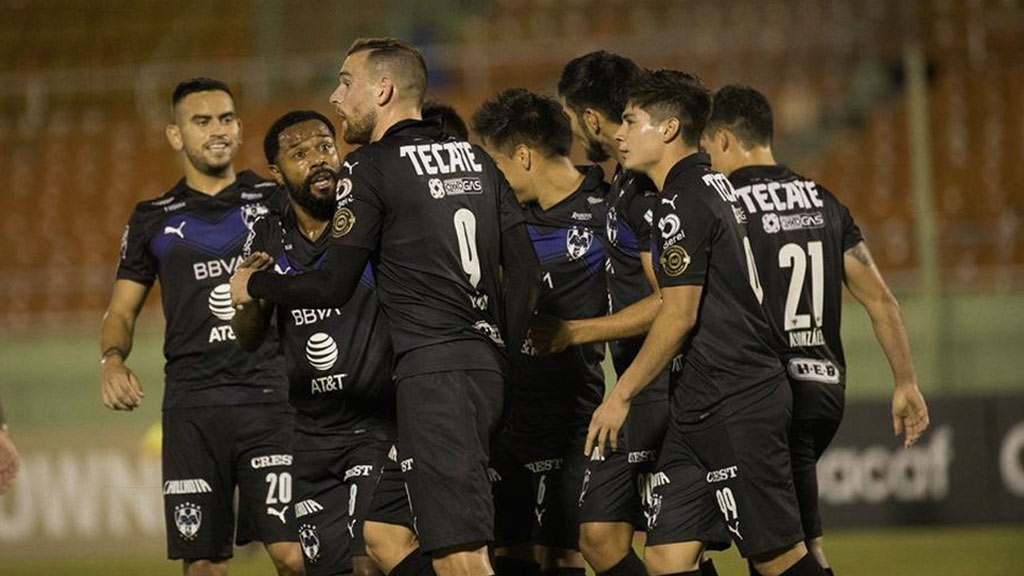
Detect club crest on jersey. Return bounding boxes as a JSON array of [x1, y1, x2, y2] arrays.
[[241, 203, 269, 231], [174, 502, 203, 540], [299, 524, 321, 562], [660, 245, 690, 277], [645, 493, 663, 531], [473, 321, 505, 346], [566, 226, 594, 260], [762, 213, 781, 234], [606, 209, 619, 245], [332, 207, 356, 238]]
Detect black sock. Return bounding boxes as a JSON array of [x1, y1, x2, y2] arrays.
[[556, 569, 586, 576], [699, 558, 718, 576], [748, 559, 759, 576], [390, 548, 436, 576], [495, 556, 540, 576], [598, 549, 647, 576], [824, 569, 834, 576], [779, 554, 827, 576]]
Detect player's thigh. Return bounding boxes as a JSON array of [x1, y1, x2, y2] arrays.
[[396, 369, 503, 552], [688, 380, 805, 558], [290, 446, 355, 575], [789, 417, 840, 540], [234, 403, 298, 547], [642, 422, 729, 553], [162, 407, 235, 562]]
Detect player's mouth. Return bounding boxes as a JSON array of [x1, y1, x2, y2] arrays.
[[308, 170, 337, 193], [206, 140, 231, 153]]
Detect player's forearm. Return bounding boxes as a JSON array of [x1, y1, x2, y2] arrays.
[[864, 292, 918, 387], [611, 300, 693, 402], [231, 303, 271, 353], [568, 292, 661, 345], [502, 224, 542, 354], [249, 245, 370, 309], [99, 309, 136, 362]]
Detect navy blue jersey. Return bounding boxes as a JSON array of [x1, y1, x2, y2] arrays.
[[116, 171, 288, 408], [729, 165, 863, 419], [512, 165, 609, 430], [330, 118, 525, 379], [246, 204, 396, 443], [604, 166, 668, 404], [650, 153, 783, 426]]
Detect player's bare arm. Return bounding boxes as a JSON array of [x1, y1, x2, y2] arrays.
[[586, 283, 701, 457], [843, 240, 929, 448], [99, 279, 151, 411], [231, 252, 275, 352], [0, 390, 19, 495], [532, 251, 660, 355]]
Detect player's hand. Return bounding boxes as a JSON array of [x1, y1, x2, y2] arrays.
[[529, 314, 573, 356], [101, 357, 144, 411], [0, 427, 20, 495], [238, 251, 274, 272], [892, 382, 929, 449], [585, 391, 630, 458]]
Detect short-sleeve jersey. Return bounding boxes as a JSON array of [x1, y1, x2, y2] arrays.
[[245, 203, 395, 443], [650, 153, 783, 425], [512, 165, 609, 430], [329, 118, 524, 379], [729, 165, 864, 419], [604, 166, 668, 404], [116, 171, 288, 408]]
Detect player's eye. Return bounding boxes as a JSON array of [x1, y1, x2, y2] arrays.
[[293, 150, 305, 160]]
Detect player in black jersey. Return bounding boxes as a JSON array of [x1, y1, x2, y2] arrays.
[[702, 86, 930, 576], [527, 51, 695, 576], [230, 110, 416, 576], [100, 78, 302, 576], [230, 39, 539, 576], [586, 70, 828, 576], [472, 89, 609, 576], [423, 100, 469, 141]]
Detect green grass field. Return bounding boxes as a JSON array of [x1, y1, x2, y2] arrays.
[[3, 526, 1022, 575]]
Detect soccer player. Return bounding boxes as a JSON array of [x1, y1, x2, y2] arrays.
[[701, 85, 930, 575], [230, 38, 539, 576], [472, 88, 608, 576], [0, 390, 18, 495], [100, 78, 303, 576], [231, 110, 417, 576], [538, 51, 693, 576], [586, 69, 828, 576]]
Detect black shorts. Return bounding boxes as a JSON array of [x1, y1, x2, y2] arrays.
[[396, 369, 504, 552], [491, 427, 588, 550], [788, 417, 841, 540], [578, 399, 668, 529], [292, 433, 411, 575], [162, 403, 297, 561], [651, 376, 804, 557]]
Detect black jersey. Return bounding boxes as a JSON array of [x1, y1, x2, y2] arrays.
[[604, 166, 668, 404], [650, 153, 783, 426], [245, 204, 396, 442], [116, 171, 288, 408], [729, 165, 864, 418], [514, 165, 609, 428], [329, 118, 524, 378]]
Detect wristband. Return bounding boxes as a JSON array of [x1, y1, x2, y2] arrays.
[[101, 347, 125, 363]]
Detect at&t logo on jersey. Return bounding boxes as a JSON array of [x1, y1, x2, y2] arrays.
[[208, 284, 235, 321], [305, 333, 339, 371]]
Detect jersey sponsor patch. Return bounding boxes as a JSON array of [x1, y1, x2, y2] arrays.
[[660, 245, 691, 277], [787, 357, 840, 384], [331, 207, 356, 238]]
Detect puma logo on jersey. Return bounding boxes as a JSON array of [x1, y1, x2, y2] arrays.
[[343, 160, 359, 173], [267, 506, 288, 524], [661, 195, 677, 210], [163, 222, 186, 239]]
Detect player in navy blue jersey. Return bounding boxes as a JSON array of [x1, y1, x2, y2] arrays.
[[100, 78, 302, 576], [230, 39, 540, 576], [472, 88, 608, 576], [586, 69, 829, 576], [231, 110, 418, 576], [702, 86, 930, 576]]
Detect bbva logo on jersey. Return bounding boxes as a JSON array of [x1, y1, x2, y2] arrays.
[[566, 227, 594, 261]]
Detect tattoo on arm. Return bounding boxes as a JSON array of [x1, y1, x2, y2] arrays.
[[847, 242, 874, 267]]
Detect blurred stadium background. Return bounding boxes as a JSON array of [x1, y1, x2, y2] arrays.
[[1, 0, 1022, 574]]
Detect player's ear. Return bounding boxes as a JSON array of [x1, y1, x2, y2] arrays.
[[377, 76, 394, 106], [236, 117, 243, 145], [660, 117, 681, 143], [165, 124, 183, 151], [267, 163, 285, 186], [583, 108, 600, 135], [515, 144, 531, 171]]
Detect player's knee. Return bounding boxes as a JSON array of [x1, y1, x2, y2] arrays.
[[184, 559, 230, 576], [267, 542, 305, 576], [352, 555, 384, 576], [643, 543, 701, 575], [364, 522, 418, 571], [579, 524, 624, 562]]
